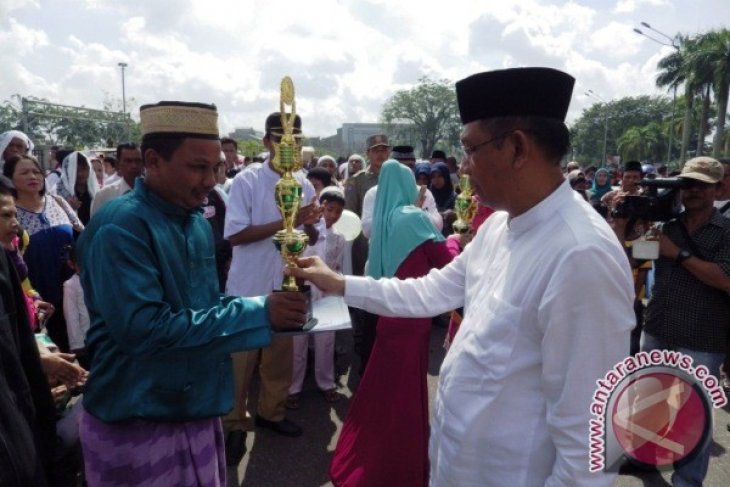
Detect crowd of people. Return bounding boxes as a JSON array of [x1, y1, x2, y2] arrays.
[[0, 65, 729, 487]]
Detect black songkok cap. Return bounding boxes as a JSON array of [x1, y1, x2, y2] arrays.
[[265, 112, 302, 135], [623, 160, 643, 173], [431, 150, 446, 159], [455, 67, 575, 124], [392, 145, 415, 159]]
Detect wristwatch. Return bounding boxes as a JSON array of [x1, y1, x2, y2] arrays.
[[675, 249, 692, 265]]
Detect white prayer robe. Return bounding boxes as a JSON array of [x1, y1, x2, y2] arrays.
[[344, 181, 634, 486]]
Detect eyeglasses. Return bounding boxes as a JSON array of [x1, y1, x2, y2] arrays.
[[460, 131, 513, 158], [682, 179, 716, 190]]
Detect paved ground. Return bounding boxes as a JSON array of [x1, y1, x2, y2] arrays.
[[227, 325, 730, 487]]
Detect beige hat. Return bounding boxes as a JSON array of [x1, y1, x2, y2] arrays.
[[366, 134, 390, 150], [140, 101, 219, 139], [678, 157, 724, 184]]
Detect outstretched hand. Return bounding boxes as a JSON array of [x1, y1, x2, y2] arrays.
[[41, 352, 88, 389], [284, 256, 346, 296], [267, 291, 309, 330]]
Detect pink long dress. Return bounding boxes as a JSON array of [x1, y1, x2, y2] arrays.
[[329, 240, 454, 487]]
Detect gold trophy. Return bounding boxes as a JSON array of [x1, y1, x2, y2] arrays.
[[452, 175, 478, 234], [271, 76, 309, 292]]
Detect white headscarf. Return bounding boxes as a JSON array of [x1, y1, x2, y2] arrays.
[[60, 151, 99, 198], [0, 130, 34, 165]]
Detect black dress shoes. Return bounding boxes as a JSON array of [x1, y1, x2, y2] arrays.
[[254, 415, 303, 437], [225, 430, 247, 466]]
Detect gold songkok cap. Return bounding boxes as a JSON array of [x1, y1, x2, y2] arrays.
[[140, 101, 219, 140]]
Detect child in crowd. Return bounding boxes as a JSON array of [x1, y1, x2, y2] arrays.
[[63, 244, 91, 369], [286, 187, 346, 408]]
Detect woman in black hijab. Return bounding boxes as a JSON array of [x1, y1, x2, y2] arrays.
[[429, 162, 457, 235]]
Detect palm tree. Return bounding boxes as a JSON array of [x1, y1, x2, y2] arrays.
[[695, 29, 730, 158], [644, 121, 667, 162], [681, 34, 716, 156], [618, 127, 646, 161], [656, 36, 697, 163]]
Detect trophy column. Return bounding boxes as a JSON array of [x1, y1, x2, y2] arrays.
[[270, 76, 317, 328]]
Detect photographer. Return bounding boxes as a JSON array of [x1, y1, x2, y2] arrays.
[[642, 157, 730, 487]]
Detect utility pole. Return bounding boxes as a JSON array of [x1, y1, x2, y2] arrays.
[[586, 90, 609, 167], [118, 62, 129, 140]]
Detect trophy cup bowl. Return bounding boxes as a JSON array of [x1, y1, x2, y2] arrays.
[[273, 229, 309, 292]]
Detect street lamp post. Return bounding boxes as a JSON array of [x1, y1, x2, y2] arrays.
[[118, 62, 128, 139], [634, 22, 680, 164], [586, 90, 609, 167]]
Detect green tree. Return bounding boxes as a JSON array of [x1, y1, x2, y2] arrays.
[[617, 122, 666, 162], [656, 30, 730, 160], [381, 77, 461, 157], [0, 95, 140, 149], [238, 140, 266, 158], [570, 96, 672, 165], [655, 36, 700, 163], [677, 36, 715, 157], [695, 29, 730, 158]]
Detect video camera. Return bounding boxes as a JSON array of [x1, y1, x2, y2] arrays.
[[611, 177, 689, 221]]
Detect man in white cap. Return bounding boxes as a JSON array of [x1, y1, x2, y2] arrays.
[[289, 67, 635, 486]]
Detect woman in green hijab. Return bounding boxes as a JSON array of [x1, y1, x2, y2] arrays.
[[330, 160, 456, 487]]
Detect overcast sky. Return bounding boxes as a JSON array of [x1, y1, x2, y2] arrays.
[[2, 0, 729, 138]]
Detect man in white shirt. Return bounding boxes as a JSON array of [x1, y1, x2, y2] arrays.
[[90, 143, 143, 217], [223, 112, 320, 458], [289, 67, 635, 486]]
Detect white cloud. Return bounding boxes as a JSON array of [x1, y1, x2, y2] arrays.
[[0, 0, 38, 20], [0, 18, 48, 55], [2, 0, 728, 139], [0, 18, 50, 98], [614, 0, 668, 14], [587, 21, 643, 59]]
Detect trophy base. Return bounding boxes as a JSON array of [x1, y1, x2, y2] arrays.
[[274, 285, 318, 331]]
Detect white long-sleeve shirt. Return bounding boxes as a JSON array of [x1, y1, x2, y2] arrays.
[[361, 184, 443, 239], [344, 181, 634, 486], [63, 274, 90, 351]]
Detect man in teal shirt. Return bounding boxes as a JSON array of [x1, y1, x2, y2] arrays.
[[76, 101, 307, 486]]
